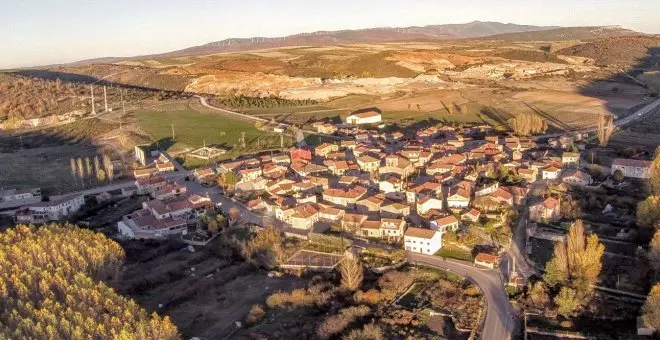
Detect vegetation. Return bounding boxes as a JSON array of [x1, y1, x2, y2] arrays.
[[507, 112, 548, 136], [597, 112, 615, 147], [316, 305, 370, 339], [650, 230, 660, 276], [637, 154, 660, 228], [642, 284, 660, 331], [340, 256, 364, 291], [0, 224, 179, 339], [217, 171, 241, 191], [213, 95, 318, 109], [241, 227, 283, 269], [246, 304, 266, 325]]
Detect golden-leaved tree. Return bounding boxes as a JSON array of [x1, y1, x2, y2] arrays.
[[0, 224, 180, 339]]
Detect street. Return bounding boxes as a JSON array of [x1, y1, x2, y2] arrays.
[[407, 252, 516, 340]]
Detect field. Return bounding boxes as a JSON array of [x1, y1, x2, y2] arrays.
[[608, 102, 660, 150], [0, 144, 102, 194], [134, 103, 292, 152]]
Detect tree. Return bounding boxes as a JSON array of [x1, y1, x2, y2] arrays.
[[637, 196, 660, 228], [649, 153, 660, 195], [597, 111, 615, 147], [103, 154, 114, 182], [76, 158, 85, 189], [216, 214, 228, 230], [643, 284, 660, 331], [85, 157, 93, 183], [217, 171, 241, 191], [613, 169, 625, 182], [70, 158, 78, 187], [207, 220, 219, 234], [528, 281, 551, 307], [544, 220, 605, 296], [243, 227, 282, 269], [94, 155, 101, 179], [0, 224, 179, 339], [96, 169, 106, 183], [340, 255, 363, 291], [554, 287, 580, 317], [650, 230, 660, 276]]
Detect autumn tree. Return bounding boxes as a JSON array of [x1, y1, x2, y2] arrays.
[[0, 224, 179, 339], [340, 255, 363, 291], [243, 227, 282, 269], [597, 111, 615, 147], [637, 196, 660, 228], [508, 113, 548, 136], [208, 220, 219, 234], [96, 169, 107, 183], [103, 154, 115, 182], [76, 157, 85, 189], [642, 284, 660, 331], [527, 281, 551, 307], [70, 158, 78, 187], [554, 287, 580, 317], [544, 220, 605, 296], [217, 171, 241, 191], [650, 230, 660, 277], [85, 156, 93, 183]]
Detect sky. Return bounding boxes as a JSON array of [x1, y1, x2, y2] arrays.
[[1, 0, 659, 69]]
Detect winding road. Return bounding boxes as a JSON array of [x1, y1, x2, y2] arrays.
[[407, 252, 515, 340]]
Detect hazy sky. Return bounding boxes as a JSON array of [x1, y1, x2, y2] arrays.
[[1, 0, 659, 69]]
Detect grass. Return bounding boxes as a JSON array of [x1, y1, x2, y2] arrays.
[[434, 245, 473, 262], [134, 104, 292, 151]]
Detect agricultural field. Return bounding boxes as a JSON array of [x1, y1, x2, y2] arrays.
[[133, 102, 293, 153]]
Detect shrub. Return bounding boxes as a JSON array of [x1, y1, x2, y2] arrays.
[[342, 324, 383, 340], [317, 305, 371, 339], [246, 304, 266, 325], [378, 270, 414, 294]]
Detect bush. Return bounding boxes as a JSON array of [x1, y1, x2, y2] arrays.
[[342, 324, 383, 340], [354, 288, 397, 305], [317, 305, 371, 340], [378, 270, 414, 294], [246, 304, 266, 325]]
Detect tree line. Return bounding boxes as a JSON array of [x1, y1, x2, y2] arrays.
[[507, 112, 548, 136], [69, 154, 115, 189], [214, 95, 318, 109], [0, 224, 179, 339]]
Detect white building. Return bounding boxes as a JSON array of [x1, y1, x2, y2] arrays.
[[346, 110, 382, 125], [431, 215, 460, 233], [15, 193, 85, 223], [541, 166, 562, 180], [404, 227, 442, 255], [611, 158, 652, 179], [1, 188, 41, 202]]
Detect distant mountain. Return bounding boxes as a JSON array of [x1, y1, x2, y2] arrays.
[[73, 21, 556, 64], [479, 26, 641, 41]]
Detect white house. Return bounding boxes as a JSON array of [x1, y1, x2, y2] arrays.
[[346, 110, 382, 125], [1, 188, 41, 202], [611, 158, 652, 179], [404, 227, 442, 255], [447, 188, 471, 209], [431, 215, 460, 233], [541, 166, 562, 180], [562, 170, 593, 186], [15, 193, 85, 224], [416, 196, 443, 215]]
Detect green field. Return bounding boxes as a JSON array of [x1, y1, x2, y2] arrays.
[[134, 105, 292, 152]]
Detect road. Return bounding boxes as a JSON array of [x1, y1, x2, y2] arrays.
[[533, 97, 660, 140], [407, 252, 515, 340]]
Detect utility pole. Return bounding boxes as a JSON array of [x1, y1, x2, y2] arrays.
[[120, 88, 126, 115], [171, 124, 175, 140], [280, 134, 284, 148], [90, 85, 96, 115], [103, 86, 108, 112]]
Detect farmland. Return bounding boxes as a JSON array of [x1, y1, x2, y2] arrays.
[[134, 103, 293, 153]]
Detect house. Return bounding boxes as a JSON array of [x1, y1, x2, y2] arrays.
[[116, 194, 211, 239], [136, 176, 167, 195], [152, 182, 187, 201], [561, 152, 580, 167], [431, 215, 460, 233], [284, 203, 320, 230], [461, 209, 481, 223], [319, 206, 345, 221], [290, 148, 312, 162], [357, 194, 385, 213], [517, 168, 537, 182], [315, 123, 337, 134], [238, 167, 263, 183], [380, 218, 406, 240], [447, 187, 471, 209], [379, 176, 403, 193], [416, 196, 443, 215], [133, 167, 158, 179], [404, 227, 442, 255], [315, 143, 339, 157], [611, 158, 652, 179], [562, 170, 593, 186], [0, 188, 40, 202], [529, 197, 561, 222], [342, 213, 368, 231], [490, 187, 514, 206], [541, 166, 562, 180], [322, 186, 368, 208], [357, 155, 381, 172], [381, 155, 414, 178], [156, 162, 175, 173], [360, 220, 382, 238], [14, 193, 85, 224], [380, 202, 410, 218], [474, 253, 500, 269], [474, 182, 499, 197], [194, 167, 216, 182], [346, 110, 382, 125]]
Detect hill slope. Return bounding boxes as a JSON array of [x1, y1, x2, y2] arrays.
[[555, 36, 660, 68], [74, 21, 556, 64], [480, 26, 640, 41]]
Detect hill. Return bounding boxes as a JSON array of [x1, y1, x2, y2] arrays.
[[74, 21, 556, 63], [555, 36, 660, 68], [479, 26, 640, 41]]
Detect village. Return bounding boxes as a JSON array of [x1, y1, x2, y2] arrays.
[[1, 106, 657, 338]]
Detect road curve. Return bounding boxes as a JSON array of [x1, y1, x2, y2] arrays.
[[407, 252, 515, 340]]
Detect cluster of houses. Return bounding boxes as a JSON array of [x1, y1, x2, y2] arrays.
[[206, 119, 652, 257], [117, 176, 212, 239], [132, 152, 176, 179]]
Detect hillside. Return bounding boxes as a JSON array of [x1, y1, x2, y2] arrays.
[[556, 36, 660, 68], [73, 21, 556, 64], [480, 26, 640, 41]]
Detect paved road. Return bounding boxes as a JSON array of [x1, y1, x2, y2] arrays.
[[533, 97, 660, 140], [407, 252, 515, 340]]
